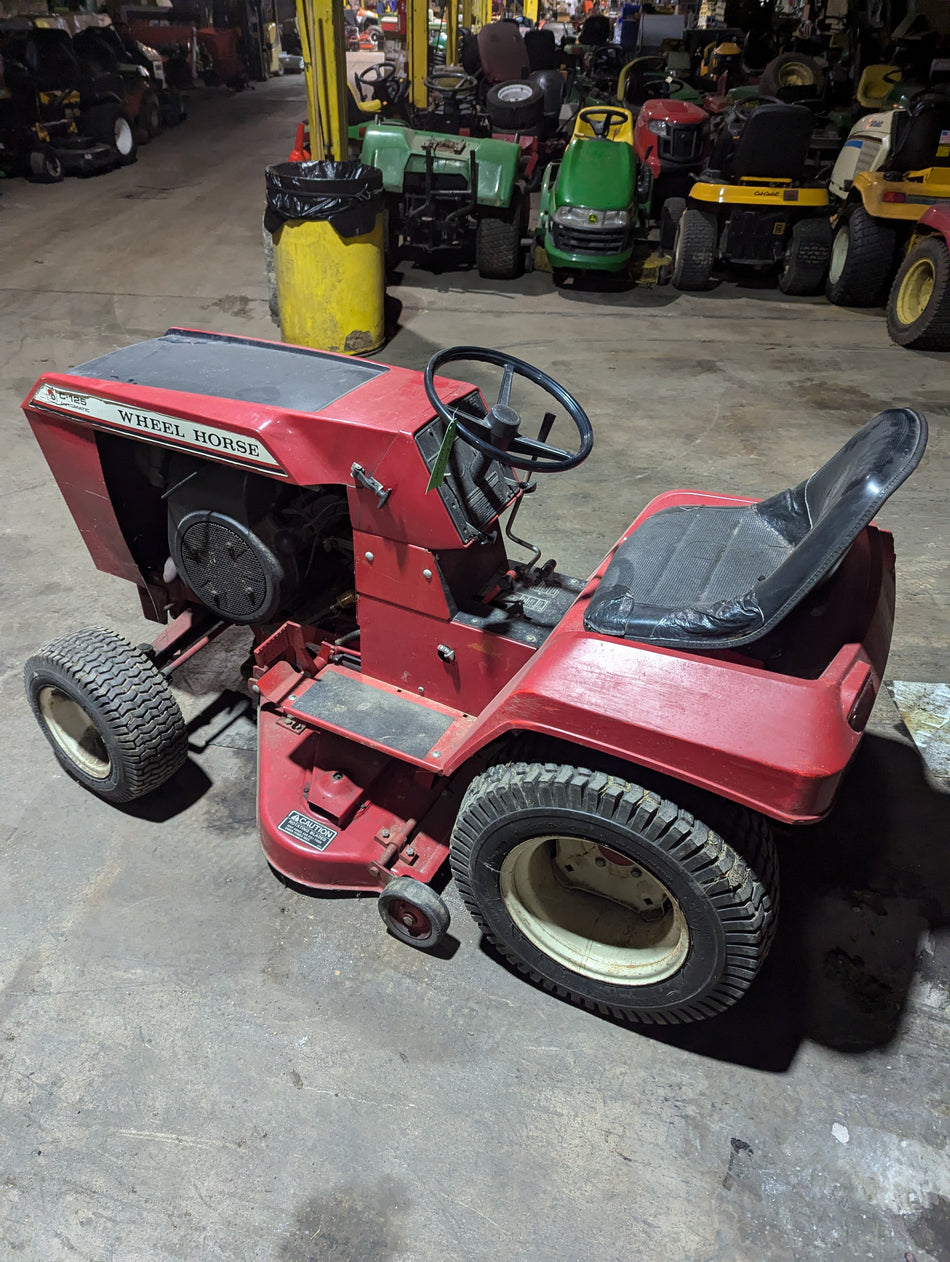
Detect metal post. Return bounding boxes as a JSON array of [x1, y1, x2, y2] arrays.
[[522, 0, 539, 22], [474, 0, 491, 30], [407, 0, 430, 110], [461, 0, 473, 29], [445, 0, 458, 66], [297, 0, 349, 161]]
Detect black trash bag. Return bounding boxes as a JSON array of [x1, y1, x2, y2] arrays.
[[264, 160, 384, 239]]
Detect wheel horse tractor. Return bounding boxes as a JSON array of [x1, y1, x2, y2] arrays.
[[23, 330, 927, 1025]]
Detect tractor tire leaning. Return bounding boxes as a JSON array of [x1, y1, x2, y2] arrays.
[[760, 52, 824, 97], [476, 189, 527, 280], [886, 235, 950, 349], [826, 206, 896, 306], [486, 80, 545, 131], [450, 761, 778, 1025], [24, 627, 188, 804], [81, 102, 138, 167], [778, 217, 832, 295], [671, 207, 717, 290]]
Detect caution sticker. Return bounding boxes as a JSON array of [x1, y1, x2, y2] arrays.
[[278, 811, 338, 851]]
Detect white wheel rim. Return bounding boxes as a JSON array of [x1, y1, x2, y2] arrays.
[[114, 118, 133, 155], [829, 223, 850, 283], [499, 836, 690, 984], [39, 686, 112, 780], [498, 83, 533, 102]]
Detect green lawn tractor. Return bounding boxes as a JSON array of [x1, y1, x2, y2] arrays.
[[360, 122, 531, 279], [536, 106, 651, 284]]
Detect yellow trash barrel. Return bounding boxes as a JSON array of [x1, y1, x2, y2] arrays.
[[264, 161, 385, 356]]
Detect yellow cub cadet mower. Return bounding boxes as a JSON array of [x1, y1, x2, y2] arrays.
[[669, 97, 831, 293], [826, 90, 950, 306]]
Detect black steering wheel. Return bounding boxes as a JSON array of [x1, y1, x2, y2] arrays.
[[424, 69, 478, 96], [424, 347, 593, 473], [579, 106, 629, 137], [355, 60, 397, 102], [732, 93, 782, 117]]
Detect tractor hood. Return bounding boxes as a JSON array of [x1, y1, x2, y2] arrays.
[[555, 138, 635, 212]]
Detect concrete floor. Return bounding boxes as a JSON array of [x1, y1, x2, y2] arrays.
[[1, 76, 948, 1262]]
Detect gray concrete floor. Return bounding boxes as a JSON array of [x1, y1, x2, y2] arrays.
[[1, 76, 948, 1262]]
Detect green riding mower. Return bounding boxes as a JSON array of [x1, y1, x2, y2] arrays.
[[360, 121, 531, 279], [536, 105, 651, 283]]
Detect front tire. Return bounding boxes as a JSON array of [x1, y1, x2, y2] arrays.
[[886, 235, 950, 349], [778, 217, 832, 295], [24, 627, 187, 804], [451, 762, 778, 1025], [826, 206, 895, 306], [671, 207, 717, 291]]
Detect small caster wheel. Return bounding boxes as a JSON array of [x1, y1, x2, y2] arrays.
[[378, 877, 450, 950]]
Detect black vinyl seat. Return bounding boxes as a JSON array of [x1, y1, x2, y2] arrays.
[[584, 409, 927, 650], [713, 103, 813, 181], [887, 98, 950, 172]]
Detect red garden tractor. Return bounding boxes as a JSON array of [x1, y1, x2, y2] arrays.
[[22, 331, 927, 1025]]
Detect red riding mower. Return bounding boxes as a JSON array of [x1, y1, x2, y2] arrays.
[[23, 331, 926, 1026]]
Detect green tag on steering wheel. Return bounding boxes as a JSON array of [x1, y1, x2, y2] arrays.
[[426, 416, 458, 493]]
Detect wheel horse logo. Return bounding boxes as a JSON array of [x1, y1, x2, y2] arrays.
[[32, 383, 281, 468]]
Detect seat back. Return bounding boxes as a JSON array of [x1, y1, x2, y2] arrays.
[[477, 21, 529, 84], [726, 102, 813, 180], [856, 62, 900, 109], [524, 28, 556, 71], [750, 408, 927, 632], [887, 98, 950, 172]]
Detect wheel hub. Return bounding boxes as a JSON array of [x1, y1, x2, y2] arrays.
[[38, 686, 111, 779], [829, 224, 849, 283], [499, 836, 690, 984], [896, 256, 936, 326]]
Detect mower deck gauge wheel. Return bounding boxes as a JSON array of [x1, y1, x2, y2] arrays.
[[450, 762, 778, 1024], [24, 627, 187, 804], [28, 146, 63, 184], [378, 877, 451, 950]]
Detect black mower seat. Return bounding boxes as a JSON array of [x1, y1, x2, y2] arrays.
[[723, 103, 813, 181], [887, 98, 950, 173], [584, 409, 927, 650]]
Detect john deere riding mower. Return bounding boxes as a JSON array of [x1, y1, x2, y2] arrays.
[[669, 97, 831, 293], [826, 90, 950, 307], [536, 105, 651, 283]]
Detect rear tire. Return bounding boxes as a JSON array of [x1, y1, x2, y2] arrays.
[[778, 217, 832, 294], [476, 189, 527, 279], [451, 762, 778, 1024], [24, 627, 187, 804], [671, 207, 717, 290], [886, 235, 950, 349], [826, 206, 896, 306], [81, 102, 138, 166]]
